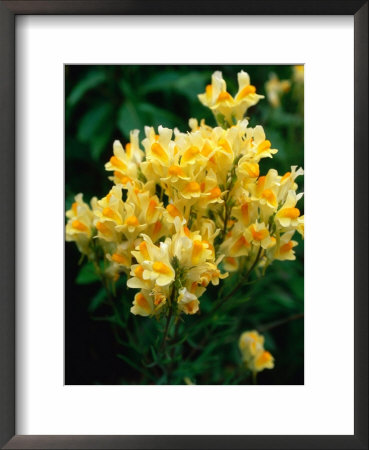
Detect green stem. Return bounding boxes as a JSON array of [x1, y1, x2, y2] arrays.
[[212, 246, 263, 313], [258, 313, 304, 332], [160, 288, 176, 352], [252, 371, 258, 385]]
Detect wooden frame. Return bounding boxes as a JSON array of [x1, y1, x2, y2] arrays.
[[0, 1, 367, 448]]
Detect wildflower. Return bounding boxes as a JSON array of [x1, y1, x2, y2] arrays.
[[66, 194, 96, 255], [265, 73, 291, 108], [177, 288, 199, 315], [130, 290, 155, 316], [105, 132, 143, 187], [249, 222, 276, 249], [129, 236, 175, 288], [276, 190, 303, 228], [273, 230, 298, 261], [239, 330, 274, 373], [198, 71, 263, 126]]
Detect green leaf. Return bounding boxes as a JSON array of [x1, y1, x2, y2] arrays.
[[172, 72, 209, 99], [271, 110, 303, 127], [88, 288, 106, 312], [90, 121, 114, 161], [141, 71, 209, 100], [67, 69, 106, 107], [117, 354, 156, 381], [77, 103, 113, 144], [118, 78, 135, 98], [138, 103, 182, 129], [116, 101, 145, 138], [76, 261, 100, 285], [139, 71, 180, 94]]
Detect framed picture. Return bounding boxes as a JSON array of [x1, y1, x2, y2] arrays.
[[0, 1, 367, 449]]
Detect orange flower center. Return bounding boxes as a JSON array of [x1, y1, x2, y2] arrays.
[[112, 253, 128, 265], [261, 189, 277, 207], [135, 293, 151, 313], [134, 265, 144, 279], [103, 207, 121, 223], [125, 215, 139, 227], [280, 171, 291, 183], [278, 208, 300, 219], [96, 222, 110, 235], [151, 142, 168, 162], [167, 204, 181, 218], [72, 202, 78, 215], [250, 225, 268, 241], [168, 165, 184, 176], [217, 91, 232, 102], [110, 155, 126, 170], [258, 140, 272, 154], [72, 220, 87, 232], [114, 171, 131, 184], [153, 261, 172, 275], [139, 242, 150, 260], [237, 84, 256, 100], [209, 186, 221, 199], [280, 241, 294, 253], [147, 199, 158, 221], [185, 181, 201, 193]]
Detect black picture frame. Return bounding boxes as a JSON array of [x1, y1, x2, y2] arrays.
[[0, 1, 367, 449]]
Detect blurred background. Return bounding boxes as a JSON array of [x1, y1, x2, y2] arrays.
[[65, 65, 304, 385]]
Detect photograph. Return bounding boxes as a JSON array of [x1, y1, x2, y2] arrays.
[[65, 64, 304, 385]]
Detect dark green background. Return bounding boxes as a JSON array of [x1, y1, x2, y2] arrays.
[[65, 65, 304, 385]]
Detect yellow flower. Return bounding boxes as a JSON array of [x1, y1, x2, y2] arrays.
[[250, 126, 278, 161], [239, 330, 274, 373], [220, 224, 253, 258], [297, 216, 304, 238], [130, 290, 155, 316], [141, 126, 176, 180], [94, 185, 124, 226], [273, 230, 298, 261], [106, 241, 133, 269], [254, 350, 275, 371], [105, 132, 143, 187], [198, 70, 263, 125], [265, 73, 291, 108], [170, 217, 213, 268], [177, 287, 199, 315], [293, 65, 304, 83], [222, 257, 239, 273], [94, 219, 120, 242], [276, 190, 303, 228], [66, 194, 96, 255], [163, 201, 185, 225], [232, 71, 264, 120], [130, 235, 175, 288], [277, 166, 304, 202], [232, 194, 258, 227], [248, 222, 276, 249]]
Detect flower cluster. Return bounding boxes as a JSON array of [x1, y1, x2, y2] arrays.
[[66, 70, 304, 319], [239, 330, 274, 373]]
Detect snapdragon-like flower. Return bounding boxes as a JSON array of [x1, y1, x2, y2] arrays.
[[198, 71, 264, 125], [239, 330, 275, 373], [66, 194, 96, 256]]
